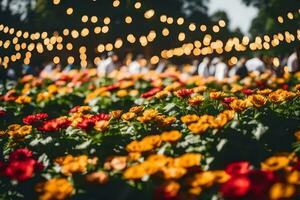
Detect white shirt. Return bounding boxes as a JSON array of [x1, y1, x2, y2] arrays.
[[198, 59, 210, 77], [287, 53, 298, 72], [215, 62, 228, 81], [156, 62, 166, 73], [97, 58, 112, 76], [128, 61, 142, 74], [245, 58, 265, 73]]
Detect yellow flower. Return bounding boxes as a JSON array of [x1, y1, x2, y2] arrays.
[[230, 84, 243, 93], [155, 91, 170, 99], [269, 183, 295, 200], [15, 96, 32, 104], [47, 84, 58, 94], [248, 94, 267, 108], [121, 112, 136, 121], [35, 178, 73, 200], [116, 89, 128, 97], [161, 130, 182, 143], [209, 91, 224, 99], [257, 89, 273, 95], [192, 86, 207, 93], [77, 106, 91, 113], [17, 125, 32, 136], [129, 106, 144, 114], [229, 99, 252, 112], [129, 89, 139, 96], [261, 155, 290, 171], [7, 124, 32, 138], [181, 115, 199, 124], [188, 96, 205, 106]]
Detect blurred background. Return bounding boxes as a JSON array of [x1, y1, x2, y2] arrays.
[[0, 0, 300, 67]]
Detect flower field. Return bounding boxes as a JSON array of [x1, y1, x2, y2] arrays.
[[1, 69, 300, 200]]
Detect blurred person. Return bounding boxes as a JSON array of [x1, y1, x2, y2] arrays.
[[22, 64, 34, 75], [0, 64, 7, 93], [128, 55, 148, 74], [198, 57, 210, 78], [96, 52, 119, 76], [214, 57, 228, 81], [245, 55, 265, 73], [287, 52, 298, 73], [209, 57, 219, 76], [155, 59, 168, 73], [229, 57, 248, 78]]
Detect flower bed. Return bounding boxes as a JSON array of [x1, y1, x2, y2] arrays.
[[1, 69, 300, 200]]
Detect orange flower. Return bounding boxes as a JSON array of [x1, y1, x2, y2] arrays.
[[269, 183, 295, 200], [55, 155, 93, 176], [161, 130, 182, 143], [188, 122, 210, 134], [110, 110, 123, 119], [121, 112, 136, 121], [35, 178, 73, 200], [85, 171, 109, 184], [248, 94, 267, 108], [173, 153, 202, 168], [181, 115, 200, 124], [15, 96, 32, 104], [94, 120, 109, 132], [161, 166, 187, 179], [116, 89, 128, 97], [261, 155, 290, 171]]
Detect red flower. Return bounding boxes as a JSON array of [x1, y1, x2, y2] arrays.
[[220, 175, 251, 199], [248, 170, 276, 197], [223, 97, 235, 104], [76, 117, 96, 130], [9, 148, 33, 162], [282, 84, 289, 90], [0, 110, 6, 117], [225, 161, 251, 176], [291, 160, 300, 171], [91, 113, 111, 121], [0, 161, 6, 176], [176, 89, 193, 98], [38, 117, 70, 132], [69, 106, 81, 113], [4, 159, 36, 181], [141, 87, 162, 98], [23, 113, 48, 125], [241, 89, 254, 96], [154, 184, 180, 200], [105, 83, 120, 91]]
